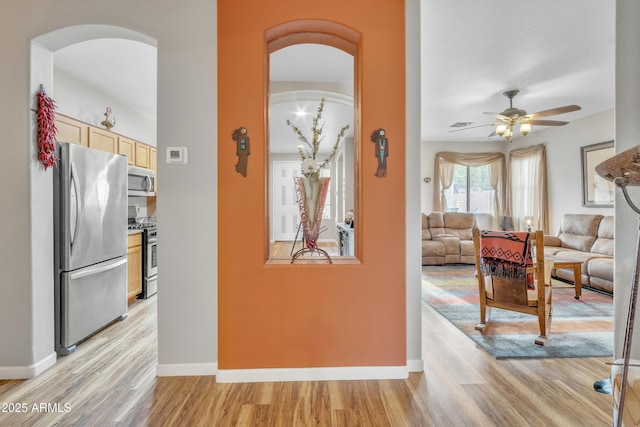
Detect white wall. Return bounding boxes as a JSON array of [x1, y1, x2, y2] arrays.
[[53, 67, 157, 145], [0, 0, 217, 378], [508, 109, 614, 234], [406, 0, 423, 372], [0, 3, 38, 376], [615, 0, 640, 361], [420, 109, 615, 234], [0, 0, 442, 380], [155, 7, 218, 371], [28, 44, 57, 376]]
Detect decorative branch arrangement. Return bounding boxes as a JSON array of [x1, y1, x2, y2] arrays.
[[370, 128, 388, 177], [286, 98, 350, 178], [35, 85, 58, 170]]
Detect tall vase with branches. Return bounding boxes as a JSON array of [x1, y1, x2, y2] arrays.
[[286, 98, 349, 259]]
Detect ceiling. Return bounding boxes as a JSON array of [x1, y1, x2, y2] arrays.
[[54, 38, 157, 120], [52, 0, 615, 145], [421, 0, 615, 142], [269, 44, 354, 154]]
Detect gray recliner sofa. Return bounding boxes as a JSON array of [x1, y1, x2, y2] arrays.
[[421, 212, 477, 265], [543, 214, 614, 295]]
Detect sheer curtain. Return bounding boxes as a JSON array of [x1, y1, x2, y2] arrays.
[[433, 152, 506, 229], [507, 144, 549, 233]]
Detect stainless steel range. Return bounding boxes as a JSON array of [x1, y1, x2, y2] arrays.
[[142, 221, 157, 298], [127, 216, 157, 299]]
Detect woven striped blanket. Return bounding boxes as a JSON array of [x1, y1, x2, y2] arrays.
[[479, 230, 533, 281]]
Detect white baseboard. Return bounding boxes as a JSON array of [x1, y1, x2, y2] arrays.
[[0, 351, 57, 379], [156, 362, 417, 381], [407, 359, 424, 372], [31, 352, 57, 378], [216, 365, 408, 383], [156, 362, 218, 377]]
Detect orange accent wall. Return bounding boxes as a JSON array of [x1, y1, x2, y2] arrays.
[[218, 0, 406, 369]]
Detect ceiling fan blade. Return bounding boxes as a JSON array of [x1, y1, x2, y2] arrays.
[[527, 119, 569, 126], [527, 104, 581, 119], [448, 123, 494, 133], [487, 130, 497, 137], [484, 112, 511, 121]]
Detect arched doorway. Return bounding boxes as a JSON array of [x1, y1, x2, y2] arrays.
[[31, 23, 158, 359]]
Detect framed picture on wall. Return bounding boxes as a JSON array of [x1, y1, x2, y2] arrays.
[[581, 140, 615, 207]]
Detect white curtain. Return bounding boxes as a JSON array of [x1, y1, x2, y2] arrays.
[[433, 155, 455, 211], [507, 144, 549, 233], [433, 152, 506, 229]]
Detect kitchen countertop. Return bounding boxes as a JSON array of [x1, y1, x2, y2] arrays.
[[128, 229, 143, 236]]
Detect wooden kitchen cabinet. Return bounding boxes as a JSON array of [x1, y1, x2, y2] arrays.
[[89, 126, 118, 153], [118, 136, 136, 165], [55, 114, 88, 147], [54, 115, 156, 173], [127, 233, 143, 303], [135, 142, 150, 168]]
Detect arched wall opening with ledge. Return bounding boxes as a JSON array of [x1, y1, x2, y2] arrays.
[[218, 1, 408, 382]]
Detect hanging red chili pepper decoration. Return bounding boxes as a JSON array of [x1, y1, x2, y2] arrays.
[[35, 85, 58, 169]]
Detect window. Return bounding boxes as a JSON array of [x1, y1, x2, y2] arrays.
[[433, 152, 505, 229], [508, 144, 548, 232], [444, 164, 495, 213]]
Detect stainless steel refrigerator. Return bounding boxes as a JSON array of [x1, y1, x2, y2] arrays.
[[54, 142, 128, 355]]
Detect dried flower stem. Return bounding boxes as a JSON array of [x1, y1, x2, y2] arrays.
[[286, 97, 350, 177]]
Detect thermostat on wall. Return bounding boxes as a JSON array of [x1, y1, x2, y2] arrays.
[[166, 147, 188, 164]]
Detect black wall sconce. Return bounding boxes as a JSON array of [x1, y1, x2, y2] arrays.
[[370, 128, 388, 177], [232, 127, 250, 177]]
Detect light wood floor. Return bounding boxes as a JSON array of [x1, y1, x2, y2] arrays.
[[270, 241, 340, 258], [0, 295, 613, 426]]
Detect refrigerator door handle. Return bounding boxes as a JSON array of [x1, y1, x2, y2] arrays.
[[69, 162, 79, 250], [69, 257, 127, 281]]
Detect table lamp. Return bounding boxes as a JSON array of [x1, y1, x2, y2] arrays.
[[525, 216, 533, 232]]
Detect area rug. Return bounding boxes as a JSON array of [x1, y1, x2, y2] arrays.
[[422, 265, 614, 359]]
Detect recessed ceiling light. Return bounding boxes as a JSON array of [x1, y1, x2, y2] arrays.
[[295, 111, 308, 117]]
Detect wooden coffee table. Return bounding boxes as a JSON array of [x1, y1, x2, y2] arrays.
[[546, 256, 582, 299]]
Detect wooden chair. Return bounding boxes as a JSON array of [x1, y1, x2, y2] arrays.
[[472, 228, 552, 346]]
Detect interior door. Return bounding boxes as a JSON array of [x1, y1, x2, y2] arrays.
[[272, 161, 301, 241]]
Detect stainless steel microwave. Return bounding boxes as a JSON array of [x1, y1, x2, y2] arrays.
[[128, 165, 155, 196]]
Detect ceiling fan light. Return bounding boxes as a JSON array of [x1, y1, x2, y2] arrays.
[[503, 127, 513, 140], [520, 123, 532, 135], [496, 124, 507, 136]]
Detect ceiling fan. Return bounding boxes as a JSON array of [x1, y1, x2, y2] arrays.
[[451, 89, 582, 141]]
